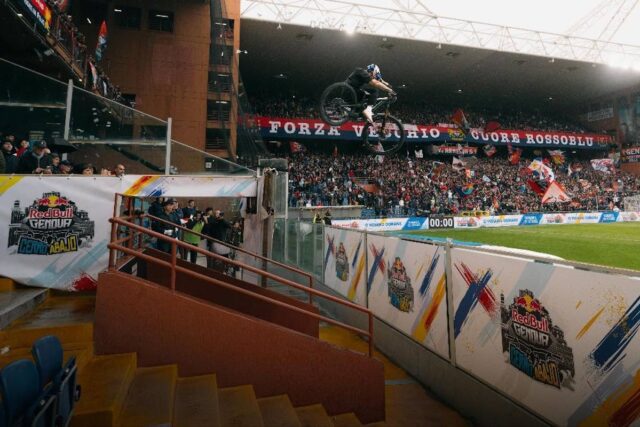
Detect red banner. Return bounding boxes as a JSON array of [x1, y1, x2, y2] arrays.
[[258, 116, 612, 150]]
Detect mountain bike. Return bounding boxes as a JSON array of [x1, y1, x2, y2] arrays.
[[319, 81, 406, 155]]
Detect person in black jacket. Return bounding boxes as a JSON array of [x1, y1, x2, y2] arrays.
[[16, 141, 53, 174], [204, 210, 231, 268], [150, 199, 181, 253]]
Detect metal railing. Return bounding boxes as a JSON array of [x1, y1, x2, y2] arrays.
[[107, 207, 375, 357]]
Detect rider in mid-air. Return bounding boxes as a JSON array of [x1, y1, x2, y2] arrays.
[[347, 64, 396, 125]]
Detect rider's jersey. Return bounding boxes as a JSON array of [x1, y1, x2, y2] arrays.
[[347, 68, 372, 90]]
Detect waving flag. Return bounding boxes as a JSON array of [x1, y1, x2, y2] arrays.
[[547, 150, 565, 165], [452, 156, 466, 172], [95, 20, 108, 62], [542, 181, 570, 204], [507, 144, 522, 165], [451, 109, 470, 134], [591, 159, 615, 174], [484, 120, 501, 133], [289, 141, 305, 153], [483, 145, 497, 157], [457, 183, 475, 197], [528, 159, 555, 182], [414, 149, 424, 159]]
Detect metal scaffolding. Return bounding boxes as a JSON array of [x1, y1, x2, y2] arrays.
[[241, 0, 640, 68]]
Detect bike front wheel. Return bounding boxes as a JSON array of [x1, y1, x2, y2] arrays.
[[363, 114, 406, 155], [319, 82, 358, 126]]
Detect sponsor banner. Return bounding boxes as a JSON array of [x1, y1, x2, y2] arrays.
[[587, 107, 614, 122], [323, 227, 367, 306], [402, 217, 427, 231], [332, 219, 367, 230], [539, 213, 568, 225], [0, 176, 113, 290], [564, 212, 602, 224], [332, 218, 410, 232], [426, 215, 455, 230], [363, 218, 408, 232], [259, 117, 611, 150], [367, 234, 449, 358], [519, 213, 542, 226], [598, 211, 619, 223], [451, 247, 640, 426], [619, 211, 640, 222], [621, 146, 640, 163], [481, 215, 523, 228], [454, 216, 482, 229]]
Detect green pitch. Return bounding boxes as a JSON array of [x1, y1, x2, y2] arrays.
[[402, 223, 640, 272]]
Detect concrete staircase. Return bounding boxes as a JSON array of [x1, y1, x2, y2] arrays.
[[1, 278, 468, 427]]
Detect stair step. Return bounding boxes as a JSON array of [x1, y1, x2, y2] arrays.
[[1, 323, 93, 348], [173, 374, 221, 427], [218, 385, 264, 427], [119, 365, 178, 427], [332, 413, 363, 427], [71, 353, 137, 427], [0, 288, 48, 329], [0, 278, 16, 292], [0, 341, 94, 373], [257, 395, 302, 427], [295, 404, 333, 427]]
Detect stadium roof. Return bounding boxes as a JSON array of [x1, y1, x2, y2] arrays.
[[239, 19, 640, 112]]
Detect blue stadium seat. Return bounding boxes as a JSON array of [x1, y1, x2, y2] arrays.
[[31, 336, 80, 427], [0, 359, 55, 427]]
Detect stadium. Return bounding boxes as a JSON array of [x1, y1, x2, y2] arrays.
[[0, 0, 639, 426]]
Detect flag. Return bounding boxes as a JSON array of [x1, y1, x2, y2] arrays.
[[528, 159, 555, 182], [57, 0, 70, 12], [483, 145, 497, 157], [508, 148, 522, 165], [289, 141, 305, 153], [95, 20, 108, 62], [465, 169, 475, 179], [374, 142, 384, 164], [414, 149, 424, 159], [456, 183, 475, 197], [547, 150, 565, 165], [591, 159, 614, 174], [89, 60, 98, 90], [432, 161, 445, 177], [452, 156, 466, 172], [451, 109, 470, 134], [527, 180, 546, 196], [484, 120, 501, 133], [542, 181, 571, 204], [482, 175, 491, 183]]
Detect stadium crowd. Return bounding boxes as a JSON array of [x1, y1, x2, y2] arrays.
[[287, 152, 640, 215], [252, 95, 595, 134], [0, 135, 125, 176]]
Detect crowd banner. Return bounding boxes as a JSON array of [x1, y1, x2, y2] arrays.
[[258, 116, 612, 150], [323, 227, 367, 306], [0, 176, 115, 290], [621, 147, 640, 163], [366, 234, 449, 358], [450, 247, 640, 426]]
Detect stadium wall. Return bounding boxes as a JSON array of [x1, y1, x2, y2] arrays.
[[287, 225, 640, 426]]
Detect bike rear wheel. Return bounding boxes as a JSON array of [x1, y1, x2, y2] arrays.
[[363, 114, 406, 155], [319, 82, 359, 126]]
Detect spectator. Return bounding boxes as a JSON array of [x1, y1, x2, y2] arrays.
[[1, 139, 17, 174], [323, 210, 332, 225], [182, 199, 197, 220], [113, 164, 126, 177], [204, 210, 231, 268], [150, 199, 180, 253], [77, 163, 96, 175], [15, 139, 29, 157], [16, 140, 53, 174], [148, 198, 164, 217], [183, 211, 206, 264], [56, 160, 73, 175]]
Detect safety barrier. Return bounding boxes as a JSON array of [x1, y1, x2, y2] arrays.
[[310, 224, 640, 425]]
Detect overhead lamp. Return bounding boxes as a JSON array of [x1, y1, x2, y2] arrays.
[[549, 58, 555, 63], [86, 18, 92, 24], [277, 23, 282, 30], [236, 49, 248, 54], [114, 8, 122, 12], [436, 43, 442, 49], [16, 13, 23, 17]]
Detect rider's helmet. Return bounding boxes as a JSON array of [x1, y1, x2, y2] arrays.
[[366, 64, 382, 80]]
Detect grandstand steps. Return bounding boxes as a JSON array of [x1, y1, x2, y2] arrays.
[[119, 365, 178, 427], [0, 286, 48, 329], [72, 353, 138, 427], [295, 404, 334, 427], [0, 340, 94, 373], [173, 374, 221, 427], [332, 412, 363, 426], [257, 394, 302, 427], [218, 385, 265, 427]]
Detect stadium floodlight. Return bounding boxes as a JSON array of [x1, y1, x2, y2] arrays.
[[241, 0, 640, 67]]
